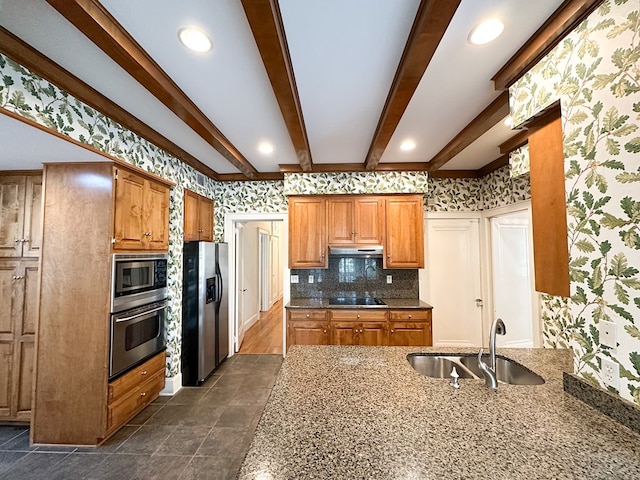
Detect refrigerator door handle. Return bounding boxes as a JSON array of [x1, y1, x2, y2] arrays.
[[217, 271, 223, 303]]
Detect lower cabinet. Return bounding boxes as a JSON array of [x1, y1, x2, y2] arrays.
[[287, 310, 330, 346], [388, 310, 433, 346], [286, 308, 432, 349], [107, 352, 165, 436]]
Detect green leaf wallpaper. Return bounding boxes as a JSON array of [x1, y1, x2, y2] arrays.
[[510, 0, 640, 405]]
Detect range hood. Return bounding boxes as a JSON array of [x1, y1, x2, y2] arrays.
[[328, 246, 383, 258]]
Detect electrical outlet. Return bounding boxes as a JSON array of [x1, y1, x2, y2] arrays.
[[601, 357, 620, 389], [600, 320, 617, 348], [308, 275, 314, 284], [386, 275, 392, 284], [290, 275, 299, 284]]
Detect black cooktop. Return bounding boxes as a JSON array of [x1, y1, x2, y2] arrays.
[[328, 297, 386, 306]]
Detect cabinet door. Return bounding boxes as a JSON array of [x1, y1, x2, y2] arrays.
[[327, 198, 354, 245], [354, 197, 384, 245], [287, 321, 330, 347], [389, 321, 432, 346], [384, 195, 424, 268], [331, 321, 357, 345], [0, 261, 18, 416], [183, 190, 200, 242], [359, 321, 388, 346], [145, 180, 170, 250], [22, 176, 43, 258], [113, 169, 146, 250], [198, 196, 214, 242], [288, 197, 327, 268], [0, 176, 26, 257]]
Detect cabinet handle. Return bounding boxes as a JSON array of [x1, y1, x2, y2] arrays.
[[14, 238, 21, 243], [141, 371, 148, 376], [140, 392, 146, 397], [12, 275, 24, 280]]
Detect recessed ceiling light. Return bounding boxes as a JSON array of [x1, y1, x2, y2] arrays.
[[400, 140, 416, 151], [258, 142, 274, 155], [178, 27, 212, 53], [468, 19, 504, 45]]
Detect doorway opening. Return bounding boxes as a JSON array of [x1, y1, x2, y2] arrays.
[[224, 213, 289, 357]]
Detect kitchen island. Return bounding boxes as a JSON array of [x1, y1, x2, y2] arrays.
[[237, 345, 640, 479]]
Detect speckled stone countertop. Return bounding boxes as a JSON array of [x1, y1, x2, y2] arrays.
[[286, 298, 433, 309], [237, 346, 640, 479]]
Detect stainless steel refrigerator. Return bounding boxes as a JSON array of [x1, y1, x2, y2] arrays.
[[182, 241, 229, 386]]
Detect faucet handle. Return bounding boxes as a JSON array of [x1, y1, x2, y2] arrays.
[[449, 366, 460, 389]]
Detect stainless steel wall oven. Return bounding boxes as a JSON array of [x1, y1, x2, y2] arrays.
[[109, 254, 168, 380]]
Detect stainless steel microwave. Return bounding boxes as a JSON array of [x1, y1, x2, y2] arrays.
[[111, 253, 168, 313]]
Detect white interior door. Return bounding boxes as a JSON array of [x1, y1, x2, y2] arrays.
[[491, 210, 537, 347], [234, 224, 246, 352], [426, 218, 483, 347]]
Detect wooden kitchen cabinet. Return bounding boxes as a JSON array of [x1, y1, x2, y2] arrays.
[[288, 197, 327, 268], [33, 163, 171, 446], [388, 309, 432, 346], [384, 195, 424, 268], [286, 310, 329, 349], [0, 174, 42, 258], [113, 166, 170, 251], [330, 310, 388, 346], [0, 259, 38, 422], [327, 196, 384, 246], [184, 189, 214, 242], [107, 352, 165, 435]]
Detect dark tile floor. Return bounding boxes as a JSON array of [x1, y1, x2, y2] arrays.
[[0, 354, 282, 480]]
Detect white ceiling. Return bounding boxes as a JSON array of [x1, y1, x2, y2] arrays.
[[0, 0, 565, 176]]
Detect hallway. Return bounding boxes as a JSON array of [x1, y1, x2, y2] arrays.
[[237, 298, 283, 355]]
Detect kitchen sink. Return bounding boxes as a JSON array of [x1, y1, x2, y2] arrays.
[[407, 353, 544, 385]]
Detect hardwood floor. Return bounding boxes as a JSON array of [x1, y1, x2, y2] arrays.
[[237, 298, 283, 355]]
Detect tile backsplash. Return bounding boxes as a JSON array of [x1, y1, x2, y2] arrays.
[[290, 257, 418, 299]]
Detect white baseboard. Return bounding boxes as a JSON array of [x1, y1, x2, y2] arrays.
[[244, 312, 259, 331], [160, 372, 182, 396]]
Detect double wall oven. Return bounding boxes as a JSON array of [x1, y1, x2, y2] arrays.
[[109, 253, 168, 380]]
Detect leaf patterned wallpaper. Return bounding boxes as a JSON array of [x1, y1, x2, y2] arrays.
[[510, 0, 640, 405], [0, 51, 530, 381]]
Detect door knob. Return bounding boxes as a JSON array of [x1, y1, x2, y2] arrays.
[[475, 299, 484, 307]]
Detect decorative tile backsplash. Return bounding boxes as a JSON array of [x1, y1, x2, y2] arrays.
[[291, 257, 418, 299]]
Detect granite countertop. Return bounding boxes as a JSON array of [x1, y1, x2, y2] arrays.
[[286, 298, 433, 309], [237, 346, 640, 479]]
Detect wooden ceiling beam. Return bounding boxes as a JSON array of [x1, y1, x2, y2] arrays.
[[425, 91, 510, 172], [499, 130, 529, 154], [364, 0, 461, 170], [242, 0, 312, 172], [0, 27, 219, 180], [46, 0, 258, 179], [492, 0, 604, 90]]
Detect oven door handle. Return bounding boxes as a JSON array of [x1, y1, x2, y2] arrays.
[[114, 305, 166, 323]]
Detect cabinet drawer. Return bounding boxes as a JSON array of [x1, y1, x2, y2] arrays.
[[329, 309, 387, 322], [389, 310, 431, 321], [108, 352, 165, 403], [288, 310, 327, 321], [107, 369, 164, 432]]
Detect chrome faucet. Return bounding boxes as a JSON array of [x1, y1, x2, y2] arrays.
[[478, 318, 506, 390]]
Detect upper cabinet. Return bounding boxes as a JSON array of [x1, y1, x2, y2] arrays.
[[384, 195, 424, 269], [289, 194, 424, 269], [288, 197, 327, 268], [0, 174, 42, 258], [327, 196, 384, 246], [184, 189, 214, 242], [113, 167, 170, 251]]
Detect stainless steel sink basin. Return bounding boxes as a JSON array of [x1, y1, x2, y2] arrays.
[[407, 353, 544, 385], [459, 355, 545, 385], [407, 354, 476, 379]]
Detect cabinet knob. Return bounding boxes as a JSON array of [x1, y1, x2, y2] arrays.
[[408, 314, 412, 319], [140, 392, 146, 397], [391, 329, 395, 333], [12, 275, 24, 280], [306, 314, 310, 318], [323, 330, 327, 333], [141, 370, 148, 376], [14, 238, 21, 243], [357, 314, 360, 319]]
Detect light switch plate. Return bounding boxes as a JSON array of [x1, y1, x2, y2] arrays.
[[308, 275, 314, 284], [386, 275, 392, 284], [290, 275, 299, 284], [600, 320, 617, 348], [601, 357, 619, 389]]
